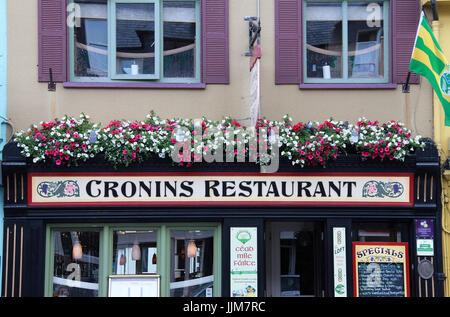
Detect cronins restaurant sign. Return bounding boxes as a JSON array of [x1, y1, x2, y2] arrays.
[[28, 172, 413, 207]]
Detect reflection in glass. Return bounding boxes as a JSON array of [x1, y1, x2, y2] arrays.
[[113, 230, 158, 275], [280, 230, 314, 296], [348, 2, 384, 78], [163, 1, 196, 78], [170, 230, 214, 297], [306, 2, 342, 79], [74, 0, 108, 77], [358, 229, 402, 242], [53, 231, 100, 297], [115, 3, 156, 76]]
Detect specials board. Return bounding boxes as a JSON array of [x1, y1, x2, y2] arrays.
[[353, 242, 410, 297]]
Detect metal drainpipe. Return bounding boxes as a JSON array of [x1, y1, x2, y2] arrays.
[[429, 0, 450, 297], [0, 0, 8, 294]]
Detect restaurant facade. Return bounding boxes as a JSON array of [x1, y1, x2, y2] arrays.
[[1, 135, 445, 297], [1, 0, 447, 297]]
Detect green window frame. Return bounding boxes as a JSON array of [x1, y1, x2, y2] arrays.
[[69, 0, 201, 84], [303, 0, 390, 84], [45, 223, 222, 297]]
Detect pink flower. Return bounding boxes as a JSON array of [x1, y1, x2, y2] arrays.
[[55, 159, 61, 165], [64, 183, 75, 195], [367, 184, 377, 195], [123, 149, 127, 155]]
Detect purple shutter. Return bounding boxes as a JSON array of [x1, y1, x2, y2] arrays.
[[394, 0, 420, 84], [275, 0, 301, 84], [38, 0, 67, 82], [202, 0, 229, 84]]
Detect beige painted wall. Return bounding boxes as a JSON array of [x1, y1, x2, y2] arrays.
[[6, 0, 433, 138]]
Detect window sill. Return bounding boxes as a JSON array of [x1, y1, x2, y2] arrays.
[[299, 83, 398, 89], [63, 82, 206, 89]]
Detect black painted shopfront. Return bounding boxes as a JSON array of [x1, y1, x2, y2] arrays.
[[1, 140, 446, 297]]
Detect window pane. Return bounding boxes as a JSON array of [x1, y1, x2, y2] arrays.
[[163, 1, 196, 78], [170, 230, 214, 297], [53, 231, 100, 297], [116, 3, 156, 76], [112, 230, 158, 275], [348, 1, 385, 79], [306, 2, 343, 79], [74, 0, 108, 77], [356, 223, 405, 242]]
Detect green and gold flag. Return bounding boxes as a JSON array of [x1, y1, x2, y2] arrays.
[[409, 11, 450, 126]]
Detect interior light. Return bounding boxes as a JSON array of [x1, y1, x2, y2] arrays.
[[187, 240, 197, 258]]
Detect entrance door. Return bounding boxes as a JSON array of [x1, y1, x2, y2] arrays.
[[266, 222, 323, 297]]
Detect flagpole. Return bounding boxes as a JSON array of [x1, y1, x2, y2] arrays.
[[402, 72, 411, 93], [404, 11, 425, 94]]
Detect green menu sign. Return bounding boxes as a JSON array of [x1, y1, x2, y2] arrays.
[[230, 227, 258, 297]]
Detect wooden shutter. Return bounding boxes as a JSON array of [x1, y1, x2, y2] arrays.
[[38, 0, 67, 82], [394, 0, 420, 84], [275, 0, 301, 84], [202, 0, 229, 84]]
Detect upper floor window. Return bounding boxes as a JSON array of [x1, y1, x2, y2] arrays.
[[303, 0, 390, 84], [70, 0, 200, 83]]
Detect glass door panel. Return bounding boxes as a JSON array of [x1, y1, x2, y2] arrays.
[[267, 222, 321, 297]]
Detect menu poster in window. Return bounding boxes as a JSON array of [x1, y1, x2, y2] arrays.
[[333, 228, 347, 297], [108, 275, 160, 297], [353, 242, 410, 297], [230, 227, 258, 297]]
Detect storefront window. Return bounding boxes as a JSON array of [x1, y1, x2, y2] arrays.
[[52, 231, 100, 297], [112, 230, 158, 275], [47, 224, 220, 297], [170, 230, 214, 297]]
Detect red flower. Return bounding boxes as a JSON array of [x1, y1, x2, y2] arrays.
[[293, 123, 303, 132]]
